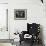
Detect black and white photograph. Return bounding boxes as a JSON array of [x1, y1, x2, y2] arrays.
[[0, 0, 46, 46], [14, 9, 27, 20]]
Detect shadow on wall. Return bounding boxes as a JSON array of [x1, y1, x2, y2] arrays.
[[40, 25, 45, 46]]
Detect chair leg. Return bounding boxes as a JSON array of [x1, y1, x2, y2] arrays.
[[30, 39, 34, 46], [30, 42, 34, 46], [20, 41, 21, 45]]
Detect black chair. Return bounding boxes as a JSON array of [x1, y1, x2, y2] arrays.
[[27, 23, 40, 43], [19, 23, 40, 45]]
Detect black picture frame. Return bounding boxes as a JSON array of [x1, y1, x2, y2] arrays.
[[14, 9, 27, 20]]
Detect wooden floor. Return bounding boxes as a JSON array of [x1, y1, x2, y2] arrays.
[[0, 39, 14, 43], [0, 43, 13, 46]]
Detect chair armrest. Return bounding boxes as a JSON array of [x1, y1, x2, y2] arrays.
[[19, 31, 27, 41], [19, 34, 24, 41], [22, 31, 28, 35]]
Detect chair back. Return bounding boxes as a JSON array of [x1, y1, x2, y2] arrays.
[[27, 23, 40, 36]]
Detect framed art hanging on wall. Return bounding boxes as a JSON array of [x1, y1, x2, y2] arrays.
[[14, 9, 27, 20]]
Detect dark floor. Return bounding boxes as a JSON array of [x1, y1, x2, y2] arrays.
[[19, 41, 43, 46]]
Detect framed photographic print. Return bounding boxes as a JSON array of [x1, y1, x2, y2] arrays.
[[14, 9, 27, 20]]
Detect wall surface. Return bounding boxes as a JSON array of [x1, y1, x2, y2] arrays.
[[0, 0, 13, 46], [8, 0, 46, 45], [0, 0, 8, 3], [0, 4, 9, 39]]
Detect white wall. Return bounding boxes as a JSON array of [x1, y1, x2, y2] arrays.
[[0, 0, 13, 46], [8, 0, 46, 45], [0, 4, 9, 39], [0, 0, 8, 3]]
